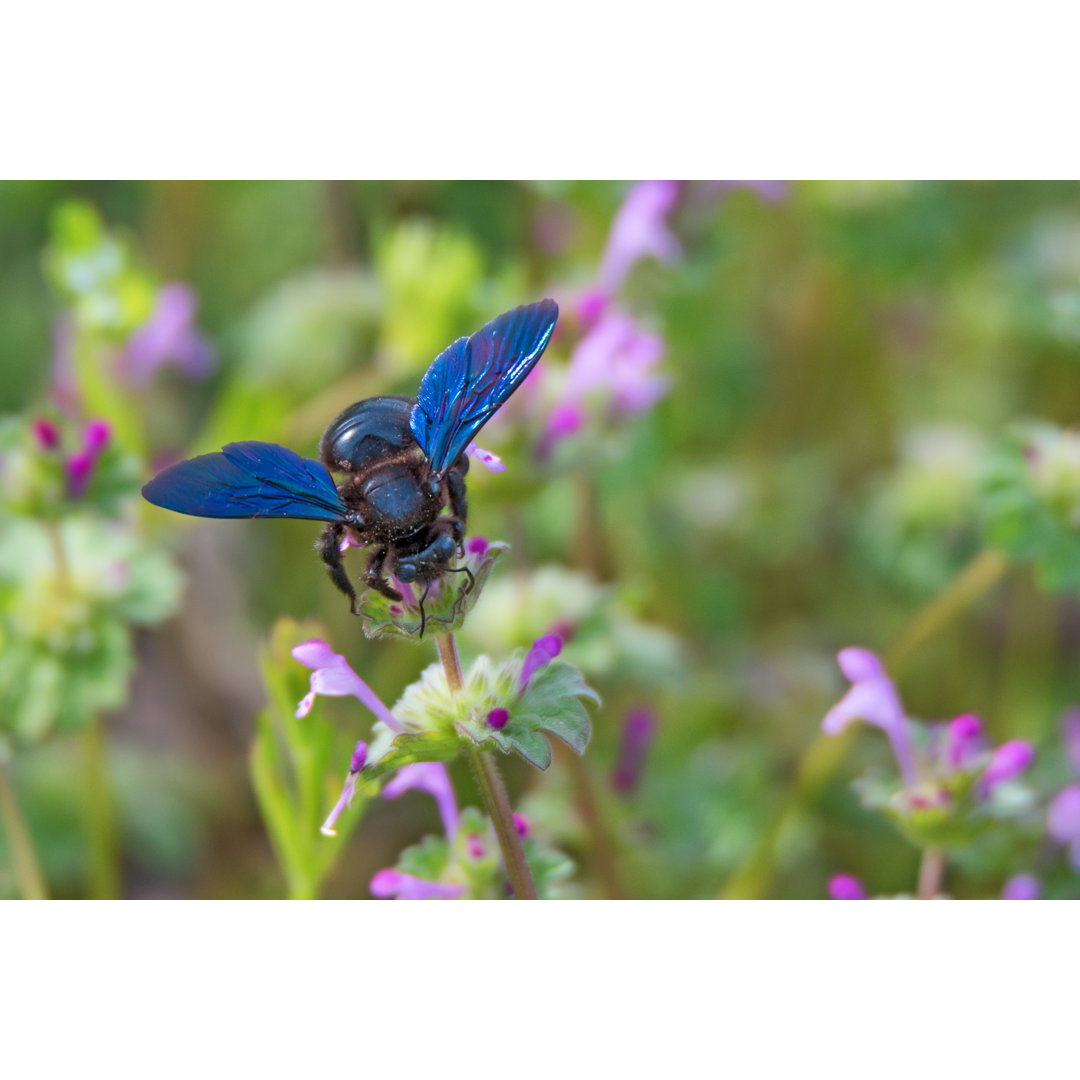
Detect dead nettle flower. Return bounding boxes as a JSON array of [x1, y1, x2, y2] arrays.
[[596, 180, 682, 298], [612, 706, 658, 794], [66, 419, 112, 498], [519, 633, 562, 690], [1001, 874, 1041, 900], [120, 283, 214, 384], [381, 761, 459, 839], [465, 442, 505, 473], [292, 639, 399, 730], [32, 418, 60, 451], [320, 741, 368, 837], [370, 869, 465, 901], [828, 874, 868, 900], [822, 647, 1035, 816]]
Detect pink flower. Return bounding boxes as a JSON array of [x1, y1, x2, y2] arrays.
[[381, 762, 459, 839], [291, 639, 399, 731], [465, 443, 505, 473], [979, 740, 1035, 795], [121, 283, 213, 384], [828, 874, 867, 900], [370, 869, 465, 900], [822, 648, 917, 785], [612, 707, 657, 795], [598, 181, 681, 294], [1001, 874, 1041, 900]]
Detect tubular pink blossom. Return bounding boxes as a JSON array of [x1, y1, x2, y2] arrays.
[[520, 634, 562, 692], [598, 181, 681, 294], [291, 639, 400, 731], [980, 740, 1035, 794], [381, 762, 459, 839], [1001, 874, 1041, 900], [370, 869, 465, 900], [320, 740, 368, 836], [822, 648, 917, 786], [465, 443, 505, 473]]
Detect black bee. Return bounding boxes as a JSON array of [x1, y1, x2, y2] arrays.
[[143, 300, 558, 632]]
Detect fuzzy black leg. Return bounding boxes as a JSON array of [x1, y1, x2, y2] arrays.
[[363, 546, 402, 602], [316, 523, 359, 614]]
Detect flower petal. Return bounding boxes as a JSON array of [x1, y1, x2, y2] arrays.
[[370, 869, 465, 900], [381, 762, 459, 839]]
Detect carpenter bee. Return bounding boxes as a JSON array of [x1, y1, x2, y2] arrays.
[[143, 299, 558, 634]]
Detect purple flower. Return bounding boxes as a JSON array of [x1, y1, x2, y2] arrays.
[[520, 634, 562, 692], [1001, 874, 1041, 900], [822, 648, 917, 785], [513, 812, 530, 838], [612, 706, 657, 794], [370, 869, 465, 900], [82, 419, 111, 454], [121, 283, 213, 384], [944, 713, 984, 769], [561, 312, 669, 417], [32, 418, 60, 451], [828, 874, 867, 900], [320, 740, 368, 836], [1048, 785, 1080, 869], [466, 834, 485, 859], [64, 417, 112, 499], [980, 740, 1035, 795], [381, 762, 459, 839], [465, 442, 505, 473], [598, 181, 681, 295], [291, 639, 400, 731]]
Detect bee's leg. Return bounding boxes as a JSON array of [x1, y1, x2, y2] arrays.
[[363, 546, 402, 603], [395, 530, 457, 588], [316, 523, 360, 614], [445, 459, 468, 549], [417, 580, 433, 638]]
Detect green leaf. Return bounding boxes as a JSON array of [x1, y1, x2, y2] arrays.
[[458, 657, 600, 771], [357, 724, 461, 793]]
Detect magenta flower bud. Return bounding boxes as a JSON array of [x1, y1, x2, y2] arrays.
[[946, 713, 984, 769], [370, 869, 465, 901], [82, 419, 111, 454], [65, 450, 96, 498], [981, 740, 1035, 794], [1002, 874, 1041, 900], [520, 634, 562, 692], [466, 834, 485, 859], [612, 706, 657, 794], [546, 402, 585, 441], [465, 535, 489, 557], [349, 741, 368, 773], [547, 619, 575, 644], [486, 707, 509, 730], [513, 812, 530, 838], [32, 418, 60, 451], [828, 874, 867, 900]]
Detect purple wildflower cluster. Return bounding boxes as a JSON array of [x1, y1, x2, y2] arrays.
[[823, 647, 1037, 899], [291, 628, 560, 899], [32, 415, 113, 500], [1047, 710, 1080, 868]]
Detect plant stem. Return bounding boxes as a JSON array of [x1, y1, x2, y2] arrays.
[[82, 718, 120, 899], [0, 763, 49, 900], [721, 548, 1009, 899], [917, 848, 946, 899], [435, 633, 537, 900]]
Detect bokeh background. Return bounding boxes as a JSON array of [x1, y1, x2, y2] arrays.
[[3, 179, 1080, 899]]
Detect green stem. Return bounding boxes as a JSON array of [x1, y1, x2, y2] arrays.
[[917, 847, 946, 900], [435, 634, 537, 900], [82, 718, 120, 899], [721, 548, 1009, 900], [0, 762, 49, 900]]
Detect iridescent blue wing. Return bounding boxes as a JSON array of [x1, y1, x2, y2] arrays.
[[410, 299, 559, 476], [142, 441, 348, 522]]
